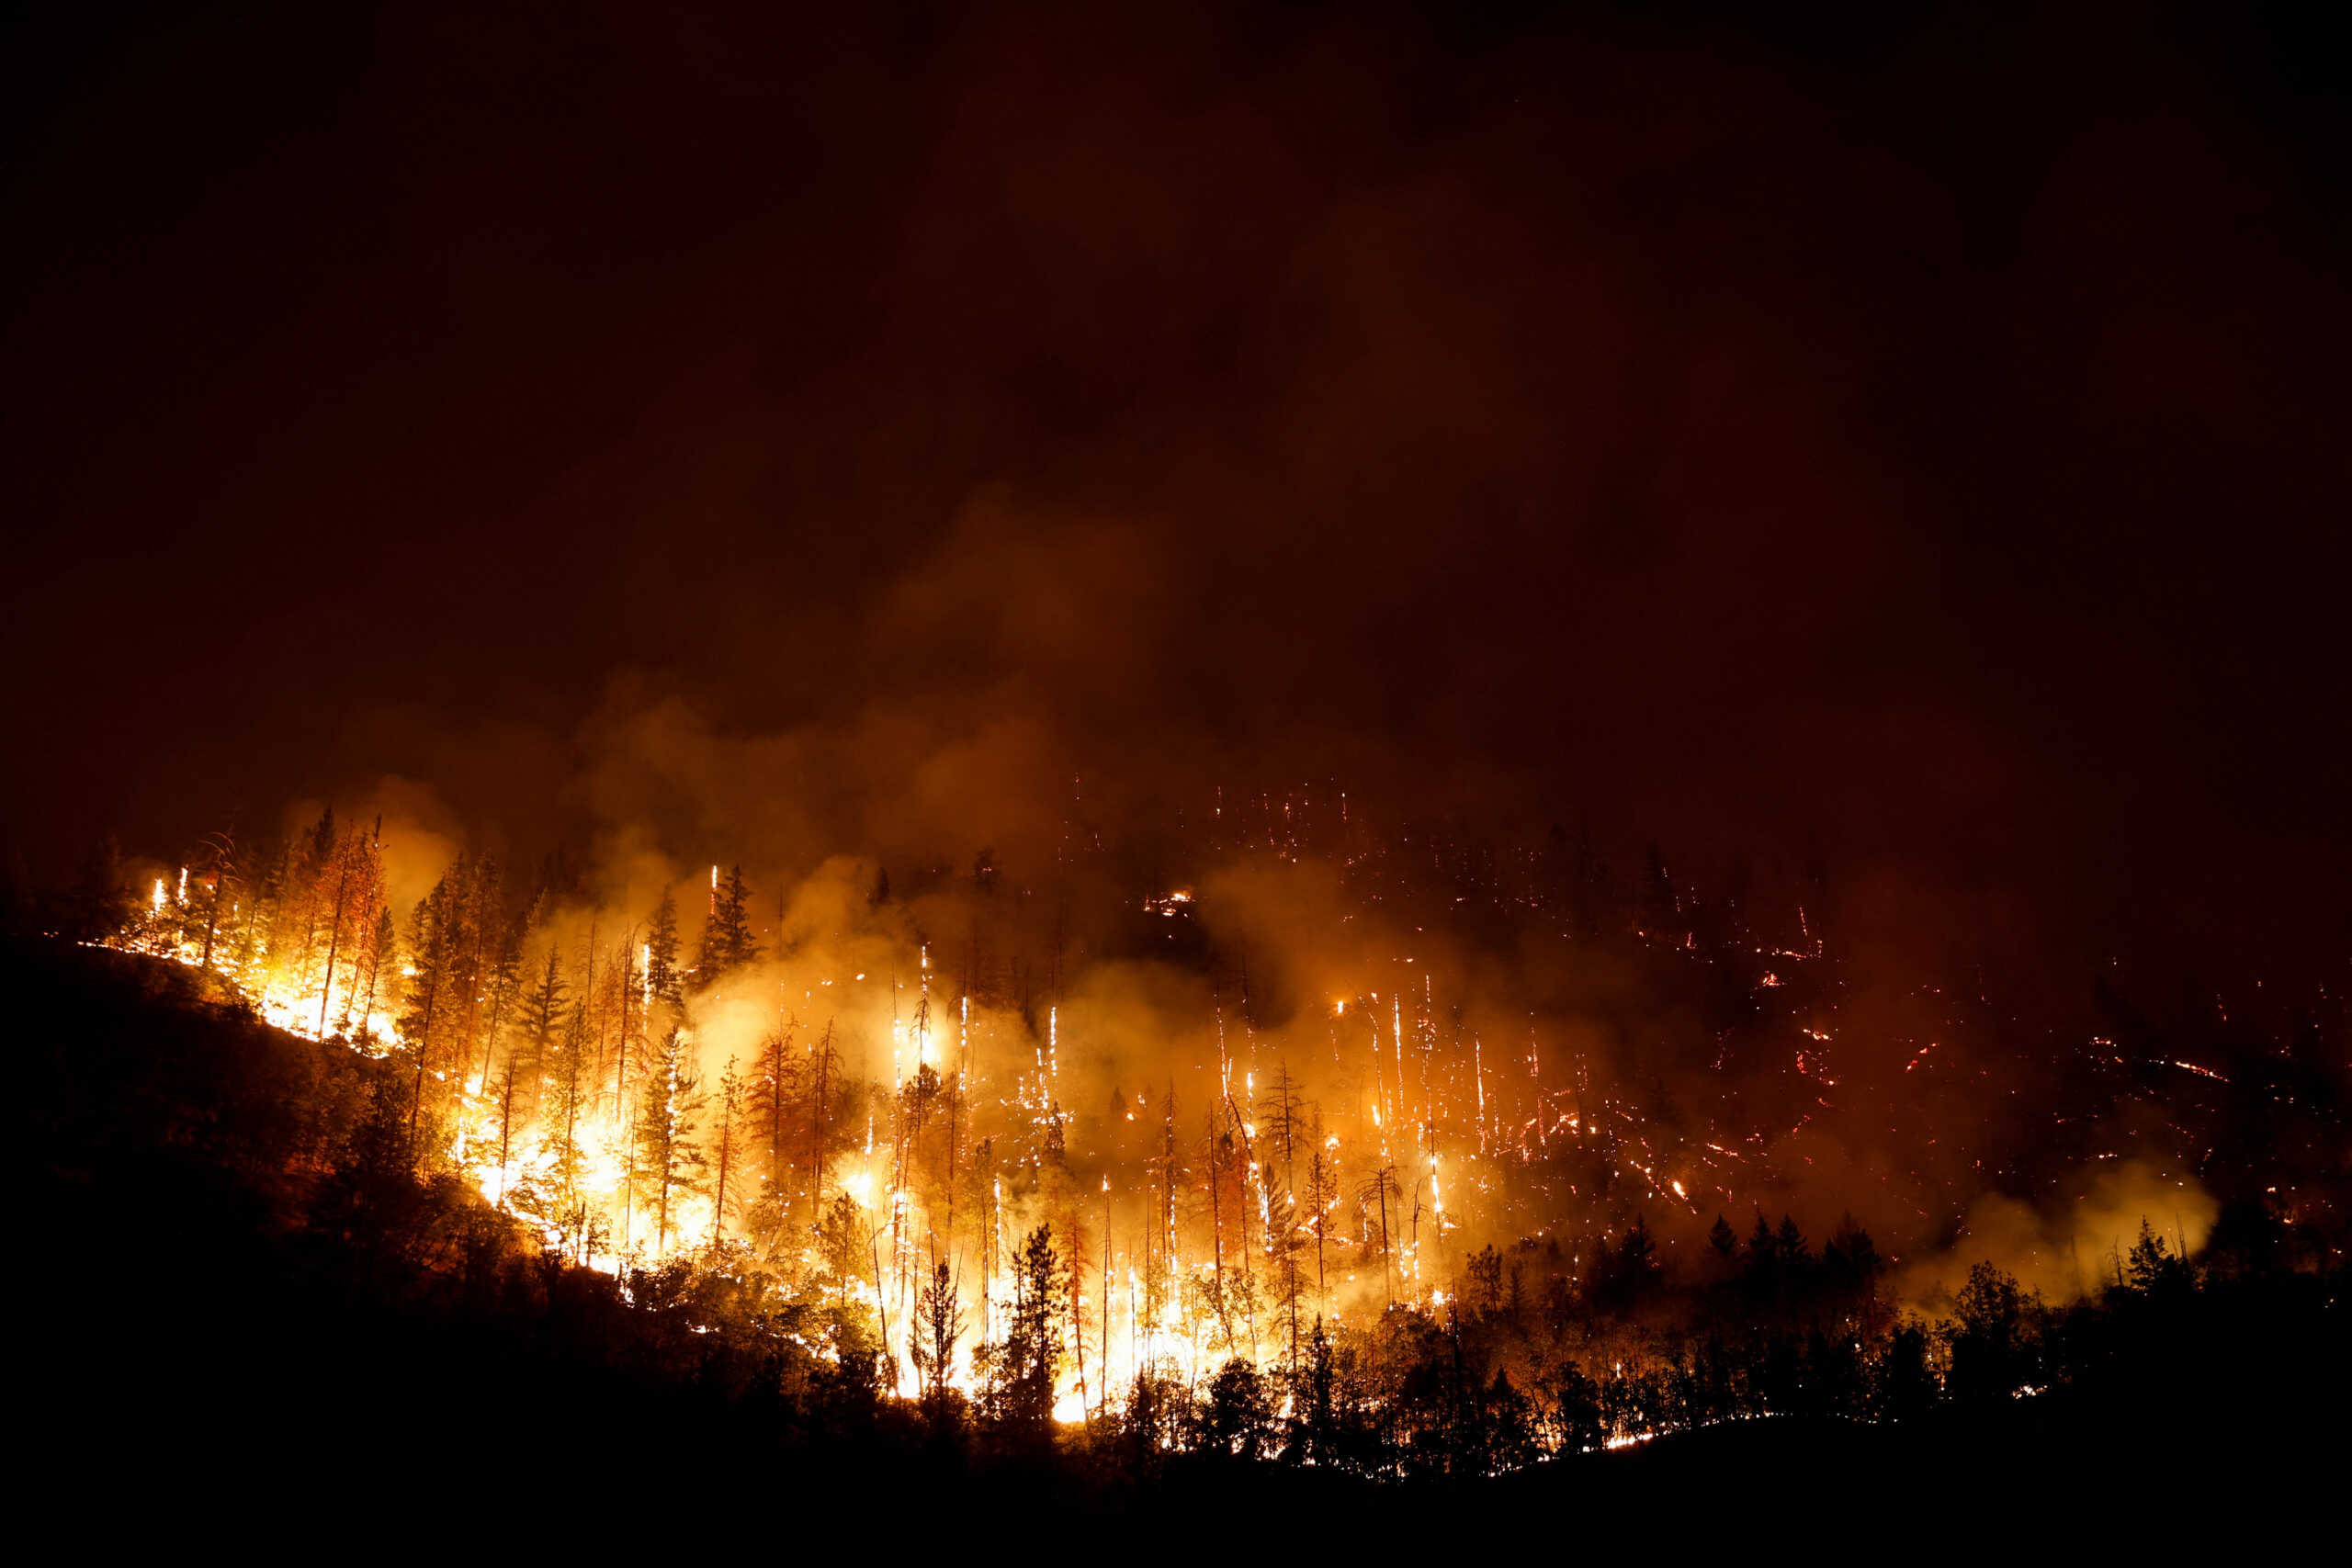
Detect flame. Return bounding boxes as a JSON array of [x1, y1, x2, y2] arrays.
[[86, 806, 1942, 1436]]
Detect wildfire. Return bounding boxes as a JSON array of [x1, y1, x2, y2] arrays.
[[89, 786, 2169, 1436]]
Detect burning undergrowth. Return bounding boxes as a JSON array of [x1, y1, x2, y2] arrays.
[[55, 701, 2342, 1447]]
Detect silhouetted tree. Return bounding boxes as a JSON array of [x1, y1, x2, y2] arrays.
[[2123, 1218, 2195, 1301], [1196, 1358, 1275, 1461], [1878, 1322, 1939, 1420], [983, 1223, 1064, 1445], [697, 864, 758, 987], [1948, 1261, 2033, 1404], [910, 1259, 966, 1430], [643, 888, 683, 1016], [65, 836, 131, 944], [1477, 1369, 1541, 1474], [1544, 1358, 1605, 1453]]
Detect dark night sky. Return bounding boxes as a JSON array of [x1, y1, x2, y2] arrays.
[[5, 3, 2346, 991]]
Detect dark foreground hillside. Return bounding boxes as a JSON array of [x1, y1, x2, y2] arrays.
[[17, 939, 2342, 1546]]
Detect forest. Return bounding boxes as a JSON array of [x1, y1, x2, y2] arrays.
[[10, 0, 2349, 1543], [18, 798, 2346, 1531]]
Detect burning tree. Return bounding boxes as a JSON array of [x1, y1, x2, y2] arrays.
[[629, 1023, 708, 1256]]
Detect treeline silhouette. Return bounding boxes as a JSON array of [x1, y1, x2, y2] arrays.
[[20, 938, 2344, 1536]]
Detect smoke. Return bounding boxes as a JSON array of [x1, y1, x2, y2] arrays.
[[22, 6, 2339, 1300], [277, 776, 465, 920], [266, 618, 2279, 1296], [568, 673, 1079, 887], [1894, 1158, 2221, 1314], [5, 2, 2345, 1021]]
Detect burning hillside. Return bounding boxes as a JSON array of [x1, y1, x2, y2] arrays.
[[65, 773, 2340, 1434]]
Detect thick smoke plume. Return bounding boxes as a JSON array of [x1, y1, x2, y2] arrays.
[[1895, 1159, 2221, 1312]]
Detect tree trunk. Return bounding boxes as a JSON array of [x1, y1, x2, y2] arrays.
[[315, 847, 352, 1038]]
